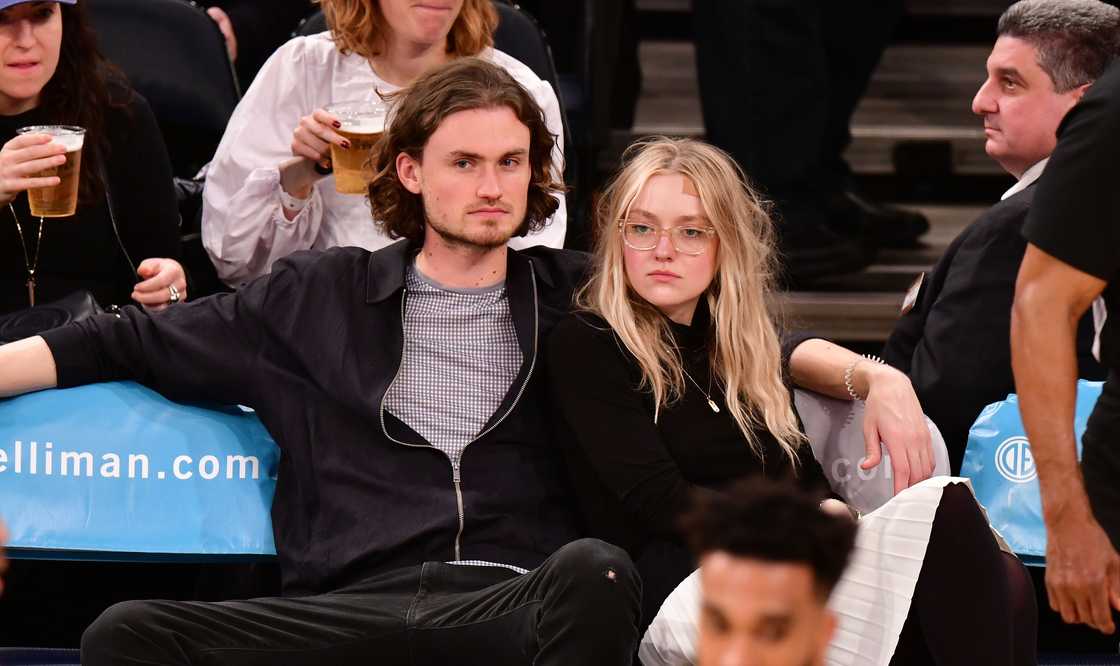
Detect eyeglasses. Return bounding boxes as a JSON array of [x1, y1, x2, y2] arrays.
[[618, 221, 717, 256]]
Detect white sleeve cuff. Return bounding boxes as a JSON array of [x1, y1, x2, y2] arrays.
[[278, 186, 311, 214]]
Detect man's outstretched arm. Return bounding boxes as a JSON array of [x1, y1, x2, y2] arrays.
[[0, 336, 57, 398], [1012, 243, 1120, 634]]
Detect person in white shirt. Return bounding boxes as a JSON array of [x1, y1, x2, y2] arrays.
[[201, 0, 566, 286]]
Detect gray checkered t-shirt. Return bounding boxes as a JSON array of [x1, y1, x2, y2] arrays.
[[384, 263, 523, 471]]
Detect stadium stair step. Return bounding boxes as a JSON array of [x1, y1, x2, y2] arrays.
[[620, 41, 1004, 182]]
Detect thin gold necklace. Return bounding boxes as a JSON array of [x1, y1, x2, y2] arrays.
[[681, 366, 720, 413], [9, 203, 45, 306]]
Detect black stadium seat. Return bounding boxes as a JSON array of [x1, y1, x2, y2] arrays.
[[86, 0, 239, 298], [86, 0, 241, 180]]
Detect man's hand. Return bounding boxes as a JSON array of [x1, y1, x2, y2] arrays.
[[207, 6, 238, 63], [860, 363, 934, 494], [1045, 505, 1120, 634]]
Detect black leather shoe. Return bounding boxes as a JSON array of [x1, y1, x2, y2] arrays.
[[779, 219, 873, 286], [827, 190, 930, 249]]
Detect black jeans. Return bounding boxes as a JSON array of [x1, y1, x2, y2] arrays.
[[80, 538, 641, 666], [692, 0, 905, 202]]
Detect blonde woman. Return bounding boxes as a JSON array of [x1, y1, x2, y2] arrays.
[[545, 137, 1036, 664], [201, 0, 567, 285]]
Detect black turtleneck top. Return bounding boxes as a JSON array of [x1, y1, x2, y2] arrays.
[[0, 86, 179, 315], [545, 305, 828, 557]]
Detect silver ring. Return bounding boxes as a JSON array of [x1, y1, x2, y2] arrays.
[[168, 284, 181, 305]]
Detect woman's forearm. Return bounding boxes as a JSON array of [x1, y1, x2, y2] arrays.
[[278, 156, 323, 219], [789, 338, 897, 401]]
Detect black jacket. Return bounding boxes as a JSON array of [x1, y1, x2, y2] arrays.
[[882, 185, 1104, 472], [41, 241, 588, 595], [546, 307, 827, 557]]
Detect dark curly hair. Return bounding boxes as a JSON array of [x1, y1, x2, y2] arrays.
[[367, 57, 563, 244], [680, 480, 857, 601], [37, 2, 130, 205]]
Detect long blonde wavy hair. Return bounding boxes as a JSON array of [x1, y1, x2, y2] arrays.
[[577, 137, 805, 465], [319, 0, 498, 61]]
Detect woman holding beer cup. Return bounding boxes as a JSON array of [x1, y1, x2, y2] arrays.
[[202, 0, 568, 286], [0, 0, 187, 314]]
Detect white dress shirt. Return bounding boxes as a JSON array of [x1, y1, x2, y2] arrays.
[[1001, 157, 1049, 201], [201, 32, 567, 286]]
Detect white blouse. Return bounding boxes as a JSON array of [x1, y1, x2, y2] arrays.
[[201, 32, 567, 286]]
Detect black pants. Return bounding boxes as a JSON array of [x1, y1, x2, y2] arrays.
[[80, 538, 641, 666], [1083, 372, 1120, 548], [692, 0, 905, 203], [889, 483, 1037, 666]]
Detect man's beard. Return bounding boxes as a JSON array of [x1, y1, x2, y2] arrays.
[[425, 204, 522, 250]]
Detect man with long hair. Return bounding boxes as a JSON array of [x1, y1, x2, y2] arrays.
[[0, 57, 639, 665]]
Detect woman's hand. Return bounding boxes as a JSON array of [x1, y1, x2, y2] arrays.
[[132, 258, 188, 311], [291, 108, 348, 164], [280, 108, 347, 201], [859, 363, 935, 494], [0, 134, 68, 206]]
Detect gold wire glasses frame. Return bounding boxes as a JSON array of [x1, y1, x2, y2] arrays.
[[618, 221, 717, 256]]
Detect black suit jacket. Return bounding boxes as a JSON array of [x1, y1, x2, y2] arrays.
[[883, 185, 1105, 472]]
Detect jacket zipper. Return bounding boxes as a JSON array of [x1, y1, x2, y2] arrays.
[[450, 267, 540, 561], [380, 267, 541, 564], [452, 466, 464, 561]]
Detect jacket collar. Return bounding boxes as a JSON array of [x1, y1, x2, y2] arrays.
[[364, 238, 557, 304], [365, 239, 413, 303]]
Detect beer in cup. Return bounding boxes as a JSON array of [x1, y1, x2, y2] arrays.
[[16, 125, 85, 218], [326, 101, 387, 195]]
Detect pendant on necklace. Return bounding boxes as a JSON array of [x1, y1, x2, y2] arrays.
[[26, 273, 35, 307], [707, 398, 720, 413]]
